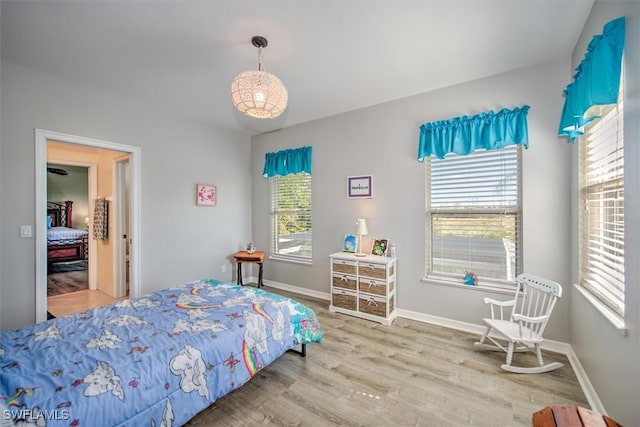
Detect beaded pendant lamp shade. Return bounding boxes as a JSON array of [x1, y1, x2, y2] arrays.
[[231, 36, 288, 119]]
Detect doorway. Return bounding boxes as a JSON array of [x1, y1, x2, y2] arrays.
[[35, 129, 141, 323], [46, 162, 92, 301]]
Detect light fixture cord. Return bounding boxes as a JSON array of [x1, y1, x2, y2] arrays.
[[257, 46, 264, 71]]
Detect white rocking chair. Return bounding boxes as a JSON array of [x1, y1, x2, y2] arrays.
[[474, 274, 563, 374]]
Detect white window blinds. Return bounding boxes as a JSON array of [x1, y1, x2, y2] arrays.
[[579, 83, 624, 316], [425, 145, 522, 285], [270, 173, 312, 261]]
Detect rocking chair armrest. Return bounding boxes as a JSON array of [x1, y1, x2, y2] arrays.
[[482, 297, 515, 307], [512, 313, 549, 324]]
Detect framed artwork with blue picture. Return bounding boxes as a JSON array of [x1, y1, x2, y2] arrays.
[[343, 234, 357, 253]]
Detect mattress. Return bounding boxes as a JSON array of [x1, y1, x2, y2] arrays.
[[47, 227, 89, 242]]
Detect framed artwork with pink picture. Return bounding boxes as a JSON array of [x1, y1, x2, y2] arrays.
[[196, 184, 217, 206]]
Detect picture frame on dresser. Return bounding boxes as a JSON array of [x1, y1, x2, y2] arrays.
[[371, 238, 388, 256], [343, 234, 357, 253]]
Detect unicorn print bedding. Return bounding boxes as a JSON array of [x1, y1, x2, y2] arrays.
[[0, 279, 322, 426]]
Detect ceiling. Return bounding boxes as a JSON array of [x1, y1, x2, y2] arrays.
[[1, 1, 594, 135]]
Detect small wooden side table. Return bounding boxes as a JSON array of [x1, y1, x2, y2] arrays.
[[233, 251, 265, 288]]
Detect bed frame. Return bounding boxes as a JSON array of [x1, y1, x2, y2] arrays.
[[48, 200, 74, 229], [47, 200, 88, 266]]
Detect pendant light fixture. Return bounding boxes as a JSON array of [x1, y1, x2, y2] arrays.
[[231, 36, 288, 119]]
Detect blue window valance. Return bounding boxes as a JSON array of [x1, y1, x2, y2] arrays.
[[417, 105, 530, 161], [558, 17, 625, 142], [262, 146, 312, 178]]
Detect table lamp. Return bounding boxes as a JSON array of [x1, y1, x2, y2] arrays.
[[355, 218, 368, 257]]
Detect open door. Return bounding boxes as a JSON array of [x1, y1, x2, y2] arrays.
[[114, 156, 130, 298]]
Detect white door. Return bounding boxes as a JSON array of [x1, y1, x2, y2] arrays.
[[115, 157, 130, 297]]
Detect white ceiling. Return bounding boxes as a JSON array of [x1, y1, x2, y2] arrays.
[[1, 0, 594, 135]]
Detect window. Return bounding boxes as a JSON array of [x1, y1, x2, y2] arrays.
[[579, 79, 624, 317], [270, 173, 312, 262], [425, 145, 522, 287]]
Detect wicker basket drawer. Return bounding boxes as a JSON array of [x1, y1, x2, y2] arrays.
[[332, 289, 357, 311], [358, 294, 387, 318], [332, 273, 357, 290], [358, 277, 387, 296], [332, 258, 357, 275], [358, 262, 387, 280]]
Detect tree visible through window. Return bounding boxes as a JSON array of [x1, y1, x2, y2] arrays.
[[425, 145, 522, 286], [270, 173, 312, 261]]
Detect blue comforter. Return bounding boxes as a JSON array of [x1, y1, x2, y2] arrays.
[[0, 280, 322, 426]]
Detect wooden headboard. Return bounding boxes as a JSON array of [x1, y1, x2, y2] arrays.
[[47, 201, 73, 228]]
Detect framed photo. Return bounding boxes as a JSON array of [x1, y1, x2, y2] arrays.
[[343, 234, 357, 253], [196, 184, 217, 206], [347, 175, 373, 199], [371, 238, 388, 256]]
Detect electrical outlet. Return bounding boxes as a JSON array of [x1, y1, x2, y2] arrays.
[[20, 225, 32, 238], [221, 264, 227, 273]]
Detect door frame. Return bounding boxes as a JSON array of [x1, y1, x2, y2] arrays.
[[35, 129, 141, 323]]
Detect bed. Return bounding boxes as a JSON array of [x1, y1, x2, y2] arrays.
[[0, 279, 323, 426], [47, 201, 89, 266]]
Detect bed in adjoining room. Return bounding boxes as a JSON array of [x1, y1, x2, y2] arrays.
[[0, 279, 323, 426], [47, 201, 89, 268]]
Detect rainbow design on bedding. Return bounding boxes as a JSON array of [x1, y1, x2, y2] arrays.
[[0, 279, 322, 427], [252, 302, 275, 324], [242, 340, 262, 377], [1, 387, 37, 408], [175, 285, 223, 310]]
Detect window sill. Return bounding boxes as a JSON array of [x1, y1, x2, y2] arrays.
[[573, 284, 627, 336], [268, 254, 313, 266], [422, 276, 516, 296]]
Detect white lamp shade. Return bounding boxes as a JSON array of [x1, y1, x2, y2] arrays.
[[231, 70, 288, 119], [355, 218, 368, 236]]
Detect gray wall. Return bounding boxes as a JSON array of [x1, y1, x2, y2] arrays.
[[252, 59, 573, 342], [0, 61, 252, 330], [570, 2, 640, 426]]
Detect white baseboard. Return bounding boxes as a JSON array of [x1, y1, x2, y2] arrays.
[[398, 308, 571, 353], [566, 346, 607, 415], [249, 277, 331, 301], [248, 280, 603, 414]]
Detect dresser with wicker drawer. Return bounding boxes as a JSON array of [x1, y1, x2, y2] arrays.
[[329, 252, 397, 325]]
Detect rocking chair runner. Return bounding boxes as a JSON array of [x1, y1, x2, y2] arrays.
[[475, 273, 563, 374]]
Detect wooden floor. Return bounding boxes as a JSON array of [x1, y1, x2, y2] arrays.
[[47, 289, 128, 318], [186, 286, 589, 426]]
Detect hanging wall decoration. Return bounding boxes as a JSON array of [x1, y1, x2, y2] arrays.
[[347, 175, 373, 199], [196, 184, 217, 206]]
